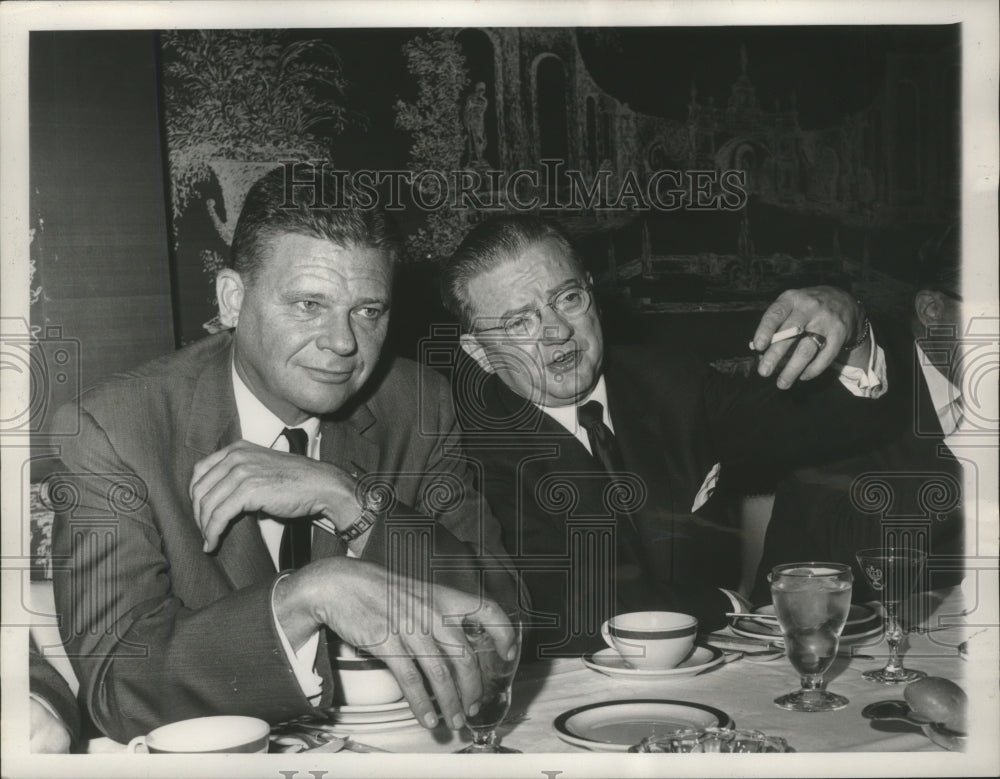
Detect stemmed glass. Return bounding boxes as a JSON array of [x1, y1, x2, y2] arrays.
[[769, 562, 853, 712], [855, 547, 927, 684], [456, 609, 523, 753]]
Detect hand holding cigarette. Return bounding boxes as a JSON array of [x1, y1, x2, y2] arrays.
[[747, 326, 803, 351], [748, 286, 868, 389]]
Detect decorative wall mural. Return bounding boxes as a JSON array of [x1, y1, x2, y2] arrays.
[[156, 26, 959, 342]]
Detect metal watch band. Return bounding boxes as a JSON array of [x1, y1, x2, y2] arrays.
[[336, 508, 377, 542], [842, 314, 871, 352]]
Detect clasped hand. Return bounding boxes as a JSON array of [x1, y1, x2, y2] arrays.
[[190, 440, 357, 553], [749, 286, 867, 389]]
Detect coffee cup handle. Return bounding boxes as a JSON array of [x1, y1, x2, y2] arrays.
[[126, 736, 149, 753], [600, 620, 614, 650]]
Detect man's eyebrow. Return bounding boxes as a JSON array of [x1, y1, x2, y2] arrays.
[[497, 301, 535, 320], [547, 278, 586, 297], [281, 288, 328, 301], [496, 278, 586, 320]]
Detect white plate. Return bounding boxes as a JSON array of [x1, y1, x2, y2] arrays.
[[326, 717, 421, 735], [729, 621, 884, 646], [553, 699, 733, 752], [582, 645, 725, 680], [751, 603, 880, 631]]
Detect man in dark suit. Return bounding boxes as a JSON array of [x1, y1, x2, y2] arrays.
[[752, 251, 966, 603], [441, 215, 894, 660], [51, 165, 517, 743]]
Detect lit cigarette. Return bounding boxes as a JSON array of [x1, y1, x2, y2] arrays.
[[748, 326, 803, 351]]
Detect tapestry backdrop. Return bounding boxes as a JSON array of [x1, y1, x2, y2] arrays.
[[29, 26, 960, 417]]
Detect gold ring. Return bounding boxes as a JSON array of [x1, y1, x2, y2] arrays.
[[803, 332, 827, 350]]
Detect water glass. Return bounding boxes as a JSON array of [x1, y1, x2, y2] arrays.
[[769, 562, 853, 712]]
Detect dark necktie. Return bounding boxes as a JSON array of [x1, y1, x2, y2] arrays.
[[577, 400, 655, 600], [278, 427, 311, 570], [577, 400, 625, 473]]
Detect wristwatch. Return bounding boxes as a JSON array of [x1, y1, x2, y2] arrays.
[[336, 484, 388, 542]]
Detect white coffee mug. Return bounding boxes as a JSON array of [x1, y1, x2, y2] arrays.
[[601, 611, 698, 670], [126, 715, 270, 754]]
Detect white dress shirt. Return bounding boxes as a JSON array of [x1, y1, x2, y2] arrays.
[[535, 376, 613, 455], [915, 342, 964, 445], [231, 366, 323, 702]]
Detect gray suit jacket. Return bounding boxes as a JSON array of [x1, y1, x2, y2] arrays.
[[52, 332, 515, 742]]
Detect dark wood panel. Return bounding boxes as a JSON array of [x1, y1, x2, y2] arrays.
[[29, 31, 176, 454]]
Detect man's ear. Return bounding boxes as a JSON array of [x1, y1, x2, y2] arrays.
[[914, 289, 943, 329], [460, 333, 495, 374], [216, 269, 245, 329]]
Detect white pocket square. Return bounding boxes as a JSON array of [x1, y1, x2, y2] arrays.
[[691, 462, 721, 512]]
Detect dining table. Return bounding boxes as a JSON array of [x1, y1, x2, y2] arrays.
[[86, 584, 990, 766]]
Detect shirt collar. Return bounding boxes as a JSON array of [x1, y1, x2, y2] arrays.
[[534, 375, 611, 435], [231, 364, 321, 449]]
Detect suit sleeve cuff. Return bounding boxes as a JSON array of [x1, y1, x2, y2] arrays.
[[271, 574, 324, 704], [833, 325, 887, 399]]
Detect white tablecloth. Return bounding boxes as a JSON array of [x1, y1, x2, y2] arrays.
[[88, 586, 983, 756]]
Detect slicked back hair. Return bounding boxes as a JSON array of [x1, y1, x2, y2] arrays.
[[230, 163, 400, 286], [441, 215, 584, 331]]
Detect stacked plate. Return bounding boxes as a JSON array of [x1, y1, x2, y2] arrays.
[[321, 700, 420, 734], [582, 645, 725, 680], [729, 603, 882, 646]]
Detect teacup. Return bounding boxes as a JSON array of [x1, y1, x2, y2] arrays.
[[332, 645, 404, 706], [126, 715, 270, 753], [601, 611, 698, 670]]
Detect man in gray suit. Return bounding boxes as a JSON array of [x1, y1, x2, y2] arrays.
[[52, 164, 517, 743]]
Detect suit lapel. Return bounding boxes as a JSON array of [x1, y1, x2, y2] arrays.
[[603, 352, 674, 514], [312, 401, 381, 559], [319, 402, 380, 479], [185, 339, 277, 590]]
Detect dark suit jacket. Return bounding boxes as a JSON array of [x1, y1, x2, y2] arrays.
[[751, 339, 965, 603], [455, 344, 900, 660], [51, 332, 516, 742]]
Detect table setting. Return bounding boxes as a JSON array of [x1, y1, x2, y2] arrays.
[[89, 552, 979, 758]]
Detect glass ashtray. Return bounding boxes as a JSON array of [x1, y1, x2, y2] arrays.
[[629, 726, 792, 753]]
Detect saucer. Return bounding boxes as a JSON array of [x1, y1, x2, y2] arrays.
[[326, 717, 420, 735], [553, 699, 733, 752], [730, 603, 882, 643], [322, 699, 413, 726], [751, 603, 880, 632], [582, 645, 725, 680]]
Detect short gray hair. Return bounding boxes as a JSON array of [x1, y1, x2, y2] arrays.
[[231, 163, 400, 286], [441, 215, 583, 330]]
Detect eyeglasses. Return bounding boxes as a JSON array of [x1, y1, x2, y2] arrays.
[[474, 284, 594, 339]]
